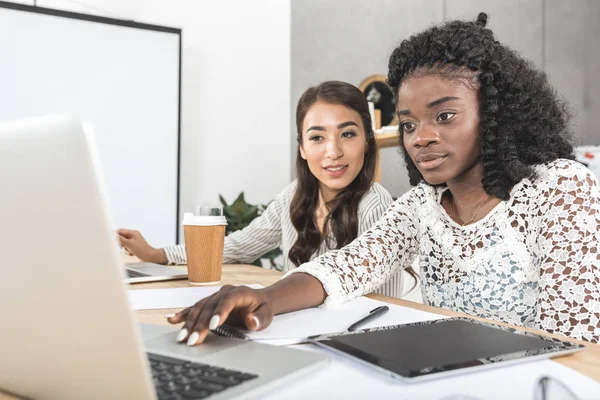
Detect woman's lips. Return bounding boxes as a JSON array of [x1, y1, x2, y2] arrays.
[[324, 165, 348, 178], [416, 155, 448, 170]]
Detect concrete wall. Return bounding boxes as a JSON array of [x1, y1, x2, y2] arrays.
[[292, 0, 600, 197]]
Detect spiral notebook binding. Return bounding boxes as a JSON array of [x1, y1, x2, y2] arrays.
[[211, 324, 251, 341]]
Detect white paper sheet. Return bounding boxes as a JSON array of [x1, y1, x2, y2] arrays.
[[128, 284, 263, 310], [261, 345, 600, 400], [130, 288, 445, 344], [246, 296, 447, 344]]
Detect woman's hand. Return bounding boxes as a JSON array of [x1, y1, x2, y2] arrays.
[[167, 285, 274, 346], [167, 273, 327, 346], [117, 228, 168, 264]]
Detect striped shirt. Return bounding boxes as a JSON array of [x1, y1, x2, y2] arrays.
[[164, 180, 406, 298]]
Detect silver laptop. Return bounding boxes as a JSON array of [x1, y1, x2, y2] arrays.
[[125, 261, 188, 284], [0, 115, 328, 400]]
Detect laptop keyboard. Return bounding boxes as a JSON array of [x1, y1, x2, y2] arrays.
[[127, 269, 151, 278], [148, 353, 258, 400]]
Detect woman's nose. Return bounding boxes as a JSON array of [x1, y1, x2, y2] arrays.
[[411, 125, 441, 148], [326, 140, 343, 159]]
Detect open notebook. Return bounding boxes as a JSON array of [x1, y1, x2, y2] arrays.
[[210, 296, 447, 345]]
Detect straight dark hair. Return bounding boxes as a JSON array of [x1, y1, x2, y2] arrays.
[[288, 81, 377, 266]]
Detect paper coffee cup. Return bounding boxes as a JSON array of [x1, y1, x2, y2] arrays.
[[183, 212, 227, 285]]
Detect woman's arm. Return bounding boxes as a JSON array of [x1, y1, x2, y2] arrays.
[[357, 183, 411, 299], [536, 164, 600, 343], [124, 183, 295, 265], [285, 190, 420, 307]]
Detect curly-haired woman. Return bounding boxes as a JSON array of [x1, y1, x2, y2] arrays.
[[118, 81, 412, 300], [169, 13, 600, 346]]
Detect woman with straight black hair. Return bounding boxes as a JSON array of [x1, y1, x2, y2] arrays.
[[119, 81, 413, 303]]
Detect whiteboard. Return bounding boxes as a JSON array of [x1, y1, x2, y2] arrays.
[[0, 2, 181, 246]]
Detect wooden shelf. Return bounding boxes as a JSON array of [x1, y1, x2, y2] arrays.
[[375, 131, 400, 148]]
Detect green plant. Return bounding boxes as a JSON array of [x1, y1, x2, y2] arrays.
[[219, 192, 283, 270]]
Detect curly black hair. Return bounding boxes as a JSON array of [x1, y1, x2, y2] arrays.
[[387, 12, 575, 200]]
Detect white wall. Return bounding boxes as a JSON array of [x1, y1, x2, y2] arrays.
[[28, 0, 292, 244]]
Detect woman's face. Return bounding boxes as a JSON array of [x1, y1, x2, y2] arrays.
[[299, 101, 367, 198], [398, 75, 481, 186]]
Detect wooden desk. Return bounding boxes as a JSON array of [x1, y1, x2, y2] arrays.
[[133, 264, 600, 382], [2, 264, 597, 399]]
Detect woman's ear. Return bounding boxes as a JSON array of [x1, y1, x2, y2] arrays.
[[299, 145, 307, 160]]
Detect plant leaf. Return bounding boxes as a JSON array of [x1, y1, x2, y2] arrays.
[[231, 192, 248, 214], [249, 258, 263, 267]]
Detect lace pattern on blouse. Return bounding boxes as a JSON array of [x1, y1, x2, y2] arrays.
[[286, 159, 600, 343]]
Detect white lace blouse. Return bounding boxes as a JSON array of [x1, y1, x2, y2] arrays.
[[286, 159, 600, 343]]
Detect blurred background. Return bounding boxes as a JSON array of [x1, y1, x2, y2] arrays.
[[292, 0, 600, 197]]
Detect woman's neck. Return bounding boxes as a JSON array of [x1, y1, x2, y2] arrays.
[[445, 163, 486, 204], [318, 184, 339, 204], [315, 186, 336, 234], [443, 163, 501, 225]]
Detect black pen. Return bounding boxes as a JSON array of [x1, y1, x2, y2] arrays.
[[347, 306, 390, 331]]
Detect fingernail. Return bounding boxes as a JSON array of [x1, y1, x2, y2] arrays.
[[176, 328, 188, 342], [252, 316, 260, 330], [165, 313, 176, 319], [209, 315, 220, 330], [187, 332, 199, 346]]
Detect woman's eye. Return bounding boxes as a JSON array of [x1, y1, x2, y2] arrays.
[[309, 135, 324, 141], [437, 112, 456, 122], [341, 131, 356, 138], [401, 122, 415, 133]]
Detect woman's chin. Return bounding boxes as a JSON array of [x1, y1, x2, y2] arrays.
[[321, 179, 351, 191], [420, 172, 448, 186]]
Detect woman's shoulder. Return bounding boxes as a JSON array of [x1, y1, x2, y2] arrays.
[[362, 182, 438, 220], [357, 182, 393, 214], [281, 179, 299, 196], [509, 159, 598, 214], [264, 180, 298, 210], [393, 182, 438, 207], [531, 158, 598, 190], [364, 182, 393, 202]]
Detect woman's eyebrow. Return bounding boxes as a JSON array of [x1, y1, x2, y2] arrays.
[[306, 125, 325, 133], [337, 121, 359, 129], [397, 96, 461, 116], [306, 121, 358, 133], [427, 96, 460, 108]]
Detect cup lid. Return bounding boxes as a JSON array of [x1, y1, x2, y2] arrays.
[[182, 213, 227, 226]]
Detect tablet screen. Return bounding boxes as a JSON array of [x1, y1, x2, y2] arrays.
[[310, 318, 584, 379]]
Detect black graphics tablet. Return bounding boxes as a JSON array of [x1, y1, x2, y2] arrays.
[[308, 317, 584, 382]]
